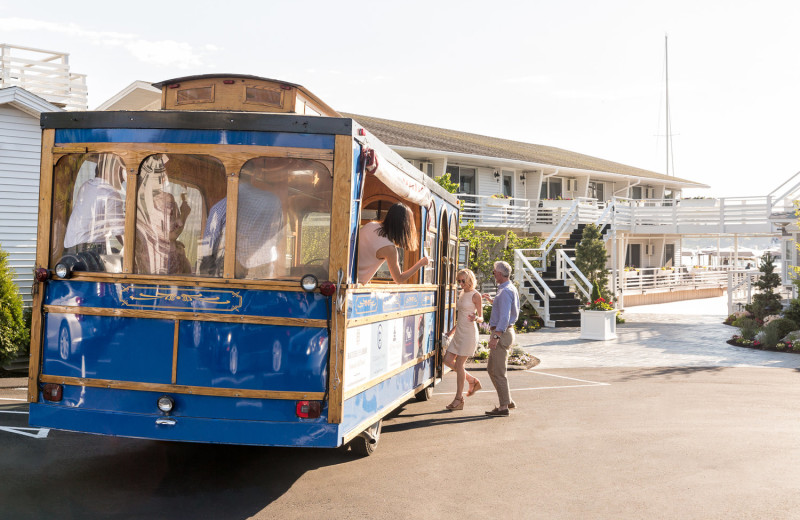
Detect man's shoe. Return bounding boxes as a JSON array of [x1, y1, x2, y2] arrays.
[[508, 401, 516, 409], [485, 407, 509, 417]]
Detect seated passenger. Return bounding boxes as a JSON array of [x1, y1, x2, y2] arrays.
[[198, 173, 283, 278], [63, 153, 126, 256], [357, 202, 429, 284], [134, 155, 192, 275]]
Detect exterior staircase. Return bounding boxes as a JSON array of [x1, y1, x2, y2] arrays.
[[517, 223, 612, 328]]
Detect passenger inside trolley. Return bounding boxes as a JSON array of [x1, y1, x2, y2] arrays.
[[357, 202, 429, 284]]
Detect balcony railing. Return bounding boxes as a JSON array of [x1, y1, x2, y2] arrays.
[[456, 194, 780, 235], [458, 194, 531, 228], [0, 44, 88, 110]]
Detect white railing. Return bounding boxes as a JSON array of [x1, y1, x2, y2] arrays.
[[726, 270, 796, 315], [460, 194, 781, 234], [612, 196, 776, 234], [0, 44, 88, 110], [514, 248, 556, 327], [458, 194, 531, 228], [556, 249, 591, 300], [619, 266, 735, 294]]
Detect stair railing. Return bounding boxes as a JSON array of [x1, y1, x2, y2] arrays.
[[514, 248, 556, 327], [593, 199, 616, 242], [556, 249, 592, 301], [533, 199, 581, 271]]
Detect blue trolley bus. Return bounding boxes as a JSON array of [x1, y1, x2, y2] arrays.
[[27, 74, 460, 455]]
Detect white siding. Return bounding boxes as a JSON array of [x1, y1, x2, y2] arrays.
[[0, 104, 41, 305], [477, 167, 497, 196]]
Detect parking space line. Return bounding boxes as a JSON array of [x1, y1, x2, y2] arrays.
[[0, 411, 28, 414], [525, 370, 610, 386]]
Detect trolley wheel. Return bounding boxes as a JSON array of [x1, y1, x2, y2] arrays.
[[348, 419, 382, 457], [414, 385, 434, 401]]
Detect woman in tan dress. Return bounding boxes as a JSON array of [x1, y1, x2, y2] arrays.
[[443, 268, 483, 410]]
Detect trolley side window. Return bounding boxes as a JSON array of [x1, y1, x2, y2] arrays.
[[235, 157, 333, 280], [50, 153, 128, 273], [361, 199, 405, 281], [134, 153, 227, 276]]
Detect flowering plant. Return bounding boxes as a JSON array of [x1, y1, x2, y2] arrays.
[[585, 296, 614, 311], [490, 193, 511, 199]]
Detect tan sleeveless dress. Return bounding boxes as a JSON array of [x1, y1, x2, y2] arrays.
[[447, 289, 480, 357]]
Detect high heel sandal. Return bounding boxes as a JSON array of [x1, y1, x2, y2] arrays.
[[466, 378, 482, 397], [445, 396, 465, 410]]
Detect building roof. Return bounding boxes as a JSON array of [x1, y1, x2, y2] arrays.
[[343, 113, 707, 188], [0, 86, 63, 117], [95, 80, 160, 111]]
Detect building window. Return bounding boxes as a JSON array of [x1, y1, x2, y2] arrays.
[[540, 178, 563, 199], [588, 181, 605, 201]]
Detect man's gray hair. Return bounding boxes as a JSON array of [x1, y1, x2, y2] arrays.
[[494, 261, 511, 278]]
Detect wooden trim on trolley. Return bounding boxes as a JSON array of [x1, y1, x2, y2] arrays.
[[43, 305, 327, 328], [47, 272, 322, 292], [223, 171, 239, 279], [350, 283, 437, 294], [52, 143, 334, 162], [346, 306, 438, 327], [28, 129, 56, 402], [38, 374, 325, 401], [342, 350, 436, 401], [326, 134, 354, 424]]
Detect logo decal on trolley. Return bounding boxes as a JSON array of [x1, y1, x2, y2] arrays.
[[120, 285, 243, 312]]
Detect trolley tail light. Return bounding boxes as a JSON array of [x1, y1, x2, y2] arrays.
[[42, 384, 63, 402], [34, 267, 50, 283], [319, 281, 336, 297], [296, 400, 321, 419]]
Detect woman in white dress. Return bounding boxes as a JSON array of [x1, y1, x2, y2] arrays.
[[443, 268, 483, 410]]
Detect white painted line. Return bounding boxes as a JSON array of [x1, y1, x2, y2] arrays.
[[0, 426, 50, 439], [0, 411, 28, 414], [525, 370, 610, 386], [0, 398, 26, 402]]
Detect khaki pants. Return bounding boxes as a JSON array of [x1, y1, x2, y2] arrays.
[[487, 328, 514, 407]]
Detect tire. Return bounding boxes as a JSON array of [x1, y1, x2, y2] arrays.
[[58, 322, 71, 361], [349, 420, 382, 457], [414, 385, 434, 401]]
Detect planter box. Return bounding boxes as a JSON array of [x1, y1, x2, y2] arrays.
[[487, 198, 510, 208], [540, 200, 574, 208], [679, 199, 717, 207], [579, 309, 617, 340]]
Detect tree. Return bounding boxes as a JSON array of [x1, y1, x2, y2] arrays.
[[459, 221, 502, 288], [574, 224, 610, 302], [433, 172, 458, 194], [0, 245, 27, 367], [459, 222, 542, 289], [747, 253, 782, 322]]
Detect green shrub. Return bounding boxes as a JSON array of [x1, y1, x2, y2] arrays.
[[766, 318, 798, 340], [782, 298, 800, 324], [0, 245, 27, 367], [734, 317, 759, 340], [761, 324, 782, 349]]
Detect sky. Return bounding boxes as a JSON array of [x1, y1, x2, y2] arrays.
[[2, 0, 800, 198]]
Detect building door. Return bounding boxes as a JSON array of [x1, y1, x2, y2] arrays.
[[663, 243, 675, 267], [502, 171, 514, 200], [626, 244, 641, 268]]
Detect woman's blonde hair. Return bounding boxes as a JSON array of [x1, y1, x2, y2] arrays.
[[456, 268, 477, 292]]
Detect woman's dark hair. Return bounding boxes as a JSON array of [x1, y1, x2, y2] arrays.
[[378, 203, 418, 251]]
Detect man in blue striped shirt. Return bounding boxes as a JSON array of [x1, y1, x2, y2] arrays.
[[483, 261, 520, 416]]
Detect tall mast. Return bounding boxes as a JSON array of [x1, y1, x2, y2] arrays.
[[665, 34, 674, 177]]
